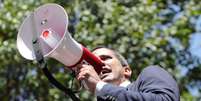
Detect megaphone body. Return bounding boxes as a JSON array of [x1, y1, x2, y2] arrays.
[[17, 4, 103, 74]]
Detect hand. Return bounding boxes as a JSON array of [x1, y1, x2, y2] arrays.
[[76, 64, 101, 93]]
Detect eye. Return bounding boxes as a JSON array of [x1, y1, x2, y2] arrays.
[[99, 55, 112, 61]]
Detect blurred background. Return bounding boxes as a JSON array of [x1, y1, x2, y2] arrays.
[[0, 0, 201, 101]]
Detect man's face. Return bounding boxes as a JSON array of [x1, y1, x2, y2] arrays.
[[92, 48, 126, 85]]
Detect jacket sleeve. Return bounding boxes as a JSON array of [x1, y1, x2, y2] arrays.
[[97, 66, 180, 101]]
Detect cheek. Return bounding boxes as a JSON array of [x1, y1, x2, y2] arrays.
[[106, 59, 120, 66], [110, 62, 123, 73], [104, 59, 123, 71]]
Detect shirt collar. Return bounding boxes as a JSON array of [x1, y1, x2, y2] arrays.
[[119, 80, 131, 87]]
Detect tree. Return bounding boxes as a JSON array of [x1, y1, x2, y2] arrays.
[[0, 0, 200, 100]]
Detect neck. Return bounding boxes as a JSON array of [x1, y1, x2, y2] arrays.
[[119, 79, 131, 87]]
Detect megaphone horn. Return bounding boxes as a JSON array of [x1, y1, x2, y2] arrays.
[[17, 3, 104, 74]]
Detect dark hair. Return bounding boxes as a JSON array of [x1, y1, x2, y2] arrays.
[[92, 46, 129, 67]]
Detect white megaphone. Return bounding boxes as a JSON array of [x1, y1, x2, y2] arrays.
[[17, 3, 104, 74]]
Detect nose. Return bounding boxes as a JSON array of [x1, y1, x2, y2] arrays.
[[96, 56, 106, 66], [100, 61, 106, 69], [100, 61, 111, 70], [100, 60, 106, 66]]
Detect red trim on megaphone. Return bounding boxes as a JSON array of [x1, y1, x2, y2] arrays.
[[82, 47, 104, 74], [68, 46, 104, 74]]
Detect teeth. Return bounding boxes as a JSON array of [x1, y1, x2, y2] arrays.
[[101, 68, 111, 74], [102, 70, 108, 74], [100, 68, 112, 79]]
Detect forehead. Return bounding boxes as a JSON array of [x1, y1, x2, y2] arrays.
[[92, 48, 116, 57]]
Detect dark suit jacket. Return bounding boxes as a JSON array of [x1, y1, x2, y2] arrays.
[[97, 66, 180, 101]]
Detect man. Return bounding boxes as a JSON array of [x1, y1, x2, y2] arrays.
[[76, 47, 180, 101]]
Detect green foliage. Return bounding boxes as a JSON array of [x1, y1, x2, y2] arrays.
[[0, 0, 201, 100]]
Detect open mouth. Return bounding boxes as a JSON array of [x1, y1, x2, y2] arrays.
[[100, 68, 112, 79]]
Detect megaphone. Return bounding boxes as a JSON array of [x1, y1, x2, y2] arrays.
[[17, 3, 104, 74]]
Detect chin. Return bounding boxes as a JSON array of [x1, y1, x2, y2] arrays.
[[102, 75, 114, 83]]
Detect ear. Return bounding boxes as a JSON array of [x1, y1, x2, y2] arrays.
[[123, 66, 132, 79]]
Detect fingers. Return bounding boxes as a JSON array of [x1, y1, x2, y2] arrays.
[[76, 64, 92, 80], [73, 63, 86, 75], [75, 64, 101, 93]]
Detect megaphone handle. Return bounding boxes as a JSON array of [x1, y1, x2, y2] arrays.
[[81, 80, 89, 90]]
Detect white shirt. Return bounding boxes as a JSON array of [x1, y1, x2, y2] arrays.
[[95, 80, 131, 96]]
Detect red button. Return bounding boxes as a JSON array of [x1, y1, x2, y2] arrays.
[[42, 30, 50, 38]]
